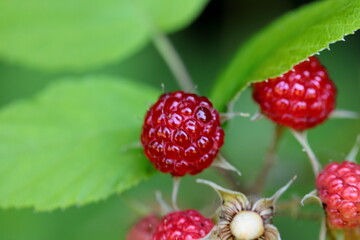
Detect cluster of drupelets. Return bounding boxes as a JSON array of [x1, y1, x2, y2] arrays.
[[126, 57, 360, 240]]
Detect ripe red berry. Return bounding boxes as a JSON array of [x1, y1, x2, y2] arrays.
[[141, 91, 224, 177], [152, 209, 214, 240], [316, 161, 360, 229], [126, 215, 161, 240], [252, 57, 336, 130]]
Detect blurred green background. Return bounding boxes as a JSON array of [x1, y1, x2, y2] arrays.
[[0, 0, 359, 239]]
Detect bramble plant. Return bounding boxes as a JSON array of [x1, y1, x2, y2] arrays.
[[0, 0, 359, 239]]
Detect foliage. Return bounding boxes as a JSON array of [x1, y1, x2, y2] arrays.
[[0, 0, 208, 71], [0, 0, 359, 239], [0, 77, 158, 210], [211, 0, 360, 110]]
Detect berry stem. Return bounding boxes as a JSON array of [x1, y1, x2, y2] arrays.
[[226, 90, 243, 114], [330, 109, 360, 119], [220, 112, 250, 123], [152, 31, 197, 94], [291, 130, 322, 176], [250, 110, 265, 122], [346, 134, 360, 162], [172, 177, 181, 211], [252, 124, 285, 195], [155, 191, 172, 215], [319, 218, 326, 240]]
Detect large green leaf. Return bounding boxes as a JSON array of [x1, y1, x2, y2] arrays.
[[0, 76, 159, 210], [211, 0, 360, 110], [0, 0, 208, 71]]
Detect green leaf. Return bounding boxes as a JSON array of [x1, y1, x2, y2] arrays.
[[211, 0, 360, 110], [0, 0, 208, 71], [0, 76, 159, 210]]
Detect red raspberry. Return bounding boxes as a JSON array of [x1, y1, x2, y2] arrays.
[[152, 209, 214, 240], [141, 91, 224, 177], [316, 161, 360, 229], [252, 57, 336, 130], [126, 215, 161, 240]]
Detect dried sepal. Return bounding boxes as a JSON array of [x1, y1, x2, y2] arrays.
[[261, 224, 281, 240], [252, 176, 297, 222], [211, 154, 242, 176], [269, 175, 297, 203], [197, 177, 296, 240], [300, 189, 322, 206], [196, 179, 250, 210], [251, 198, 274, 223], [210, 206, 222, 223]]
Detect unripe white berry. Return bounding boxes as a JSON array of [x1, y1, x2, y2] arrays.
[[230, 211, 264, 240]]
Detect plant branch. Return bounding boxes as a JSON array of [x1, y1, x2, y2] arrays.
[[172, 177, 181, 211], [152, 31, 197, 93], [291, 130, 322, 176], [252, 124, 285, 195], [346, 134, 360, 162], [155, 191, 172, 215], [319, 217, 326, 240]]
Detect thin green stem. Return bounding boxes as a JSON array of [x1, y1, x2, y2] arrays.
[[220, 112, 250, 123], [291, 130, 322, 176], [152, 31, 197, 94], [172, 177, 181, 211], [346, 134, 360, 162], [330, 109, 360, 119], [252, 124, 285, 195], [319, 217, 326, 240], [155, 191, 172, 215]]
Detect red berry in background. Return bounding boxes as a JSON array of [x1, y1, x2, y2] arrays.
[[126, 215, 161, 240], [252, 57, 336, 130], [316, 161, 360, 229], [141, 91, 224, 177], [152, 209, 214, 240]]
